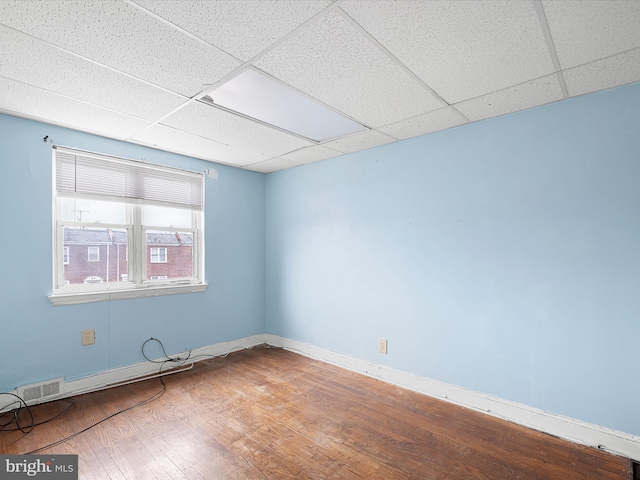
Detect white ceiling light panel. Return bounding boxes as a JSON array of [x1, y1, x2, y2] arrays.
[[255, 10, 444, 128], [340, 0, 555, 104], [205, 68, 366, 142]]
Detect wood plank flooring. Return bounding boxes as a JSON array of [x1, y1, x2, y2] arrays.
[[0, 346, 631, 479]]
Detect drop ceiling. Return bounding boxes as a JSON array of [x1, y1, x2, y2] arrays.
[[1, 0, 639, 173]]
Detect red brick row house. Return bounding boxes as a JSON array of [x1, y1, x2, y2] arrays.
[[63, 228, 193, 284]]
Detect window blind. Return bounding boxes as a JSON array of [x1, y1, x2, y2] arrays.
[[55, 147, 203, 209]]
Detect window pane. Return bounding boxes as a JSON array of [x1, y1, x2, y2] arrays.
[[63, 227, 128, 285], [53, 149, 205, 302], [87, 246, 100, 262], [150, 247, 167, 263], [143, 205, 192, 228], [146, 230, 193, 280], [61, 198, 127, 224]]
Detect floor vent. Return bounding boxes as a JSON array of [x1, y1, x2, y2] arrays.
[[17, 377, 64, 404]]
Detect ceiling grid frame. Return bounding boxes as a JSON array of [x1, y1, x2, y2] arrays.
[[124, 1, 343, 145], [334, 2, 471, 127], [0, 76, 153, 141], [255, 9, 447, 128], [533, 0, 569, 99], [0, 73, 156, 125], [334, 1, 453, 111], [0, 0, 638, 173], [125, 0, 245, 63], [452, 70, 570, 109], [0, 23, 189, 100]]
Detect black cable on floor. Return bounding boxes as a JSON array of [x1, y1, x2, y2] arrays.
[[0, 397, 74, 433], [0, 393, 35, 435], [23, 372, 167, 455], [4, 337, 254, 454], [19, 337, 184, 454]]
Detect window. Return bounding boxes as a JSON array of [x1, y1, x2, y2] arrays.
[[150, 247, 167, 263], [87, 246, 99, 262], [51, 147, 206, 305]]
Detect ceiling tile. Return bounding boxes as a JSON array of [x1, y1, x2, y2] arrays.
[[0, 26, 186, 121], [161, 101, 312, 158], [340, 0, 554, 104], [132, 0, 328, 61], [379, 107, 468, 140], [322, 130, 396, 154], [279, 145, 342, 165], [131, 124, 271, 167], [243, 158, 301, 174], [542, 0, 640, 69], [255, 10, 444, 128], [0, 0, 240, 97], [0, 77, 150, 140], [563, 49, 640, 98], [455, 75, 564, 122]]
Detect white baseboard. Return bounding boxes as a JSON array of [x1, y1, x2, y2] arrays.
[[8, 332, 638, 462], [13, 334, 268, 407], [265, 334, 640, 462]]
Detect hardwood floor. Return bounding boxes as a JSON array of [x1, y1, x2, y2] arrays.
[[1, 346, 631, 479]]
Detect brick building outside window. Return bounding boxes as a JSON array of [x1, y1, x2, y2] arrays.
[[63, 228, 193, 284]]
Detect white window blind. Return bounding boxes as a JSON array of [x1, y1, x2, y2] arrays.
[[55, 147, 203, 209], [50, 146, 207, 306]]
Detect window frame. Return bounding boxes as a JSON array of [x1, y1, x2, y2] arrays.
[[50, 147, 206, 306], [87, 246, 100, 262], [150, 247, 168, 264]]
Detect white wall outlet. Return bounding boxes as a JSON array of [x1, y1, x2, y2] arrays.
[[378, 338, 388, 354], [81, 329, 95, 346]]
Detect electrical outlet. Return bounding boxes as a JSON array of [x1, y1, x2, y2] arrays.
[[378, 339, 388, 354], [81, 329, 95, 346]]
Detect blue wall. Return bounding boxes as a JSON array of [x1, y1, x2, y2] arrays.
[[265, 82, 640, 436], [0, 114, 265, 393], [3, 82, 639, 439]]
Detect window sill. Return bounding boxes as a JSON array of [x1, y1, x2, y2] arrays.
[[48, 283, 208, 306]]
